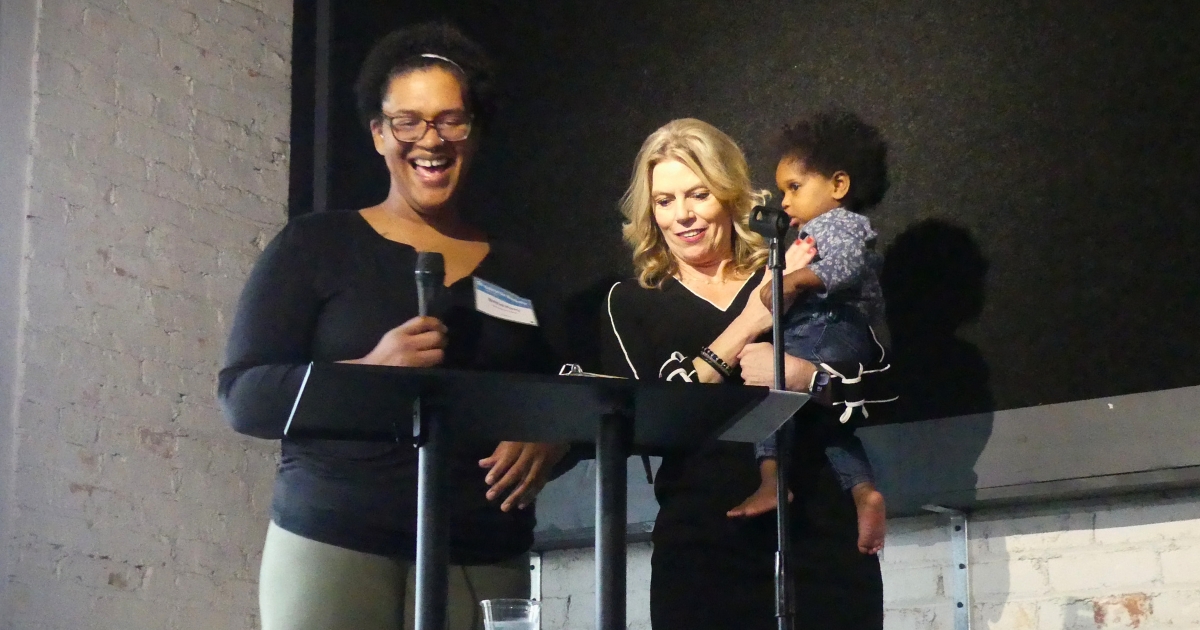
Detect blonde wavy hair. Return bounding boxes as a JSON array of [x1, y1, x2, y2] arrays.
[[619, 118, 769, 288]]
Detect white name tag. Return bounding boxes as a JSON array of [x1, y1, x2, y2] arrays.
[[473, 277, 539, 326]]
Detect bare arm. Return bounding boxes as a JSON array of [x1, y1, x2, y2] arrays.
[[691, 302, 773, 383]]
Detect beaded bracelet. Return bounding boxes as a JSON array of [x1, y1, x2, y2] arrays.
[[699, 346, 734, 379]]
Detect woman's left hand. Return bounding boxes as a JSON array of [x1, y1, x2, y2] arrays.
[[480, 442, 570, 511], [738, 342, 817, 392]]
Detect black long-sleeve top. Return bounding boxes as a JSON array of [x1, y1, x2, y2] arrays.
[[218, 211, 556, 562], [600, 270, 893, 551]]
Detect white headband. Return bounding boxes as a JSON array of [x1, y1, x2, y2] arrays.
[[419, 53, 464, 74]]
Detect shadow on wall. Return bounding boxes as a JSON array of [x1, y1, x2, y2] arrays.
[[881, 218, 993, 422], [866, 219, 996, 512], [866, 219, 1007, 626], [865, 219, 996, 502]]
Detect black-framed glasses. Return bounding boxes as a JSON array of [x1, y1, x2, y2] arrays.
[[383, 112, 473, 143]]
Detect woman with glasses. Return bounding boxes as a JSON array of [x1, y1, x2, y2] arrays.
[[219, 23, 566, 630]]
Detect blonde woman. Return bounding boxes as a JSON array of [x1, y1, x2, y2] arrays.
[[600, 119, 886, 629]]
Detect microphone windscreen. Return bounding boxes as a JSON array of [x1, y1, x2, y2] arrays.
[[415, 251, 445, 282], [414, 252, 445, 317]]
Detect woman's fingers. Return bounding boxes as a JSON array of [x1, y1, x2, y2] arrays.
[[481, 441, 522, 481], [483, 443, 567, 510], [359, 316, 449, 367], [486, 445, 533, 501], [397, 315, 447, 335], [738, 343, 774, 386], [504, 457, 548, 511], [408, 328, 448, 350]]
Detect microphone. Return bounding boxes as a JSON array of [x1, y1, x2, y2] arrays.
[[749, 205, 791, 240], [414, 252, 445, 317]]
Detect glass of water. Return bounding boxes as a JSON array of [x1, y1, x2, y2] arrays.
[[479, 598, 539, 630]]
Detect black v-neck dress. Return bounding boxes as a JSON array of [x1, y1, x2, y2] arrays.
[[219, 211, 556, 563], [601, 272, 884, 630]]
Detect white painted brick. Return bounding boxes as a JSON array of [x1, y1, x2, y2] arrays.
[[882, 605, 952, 630], [191, 81, 274, 130], [158, 33, 239, 91], [117, 115, 192, 170], [1152, 588, 1200, 625], [153, 92, 198, 135], [186, 18, 266, 69], [70, 133, 150, 181], [259, 47, 291, 81], [124, 0, 210, 38], [881, 564, 943, 602], [260, 0, 294, 24], [976, 511, 1097, 558], [216, 1, 264, 31], [213, 182, 287, 224], [34, 93, 118, 142], [44, 0, 87, 31], [82, 5, 161, 56], [192, 109, 235, 146], [147, 161, 206, 207], [168, 0, 223, 26], [880, 515, 951, 565], [1046, 549, 1160, 592], [1094, 500, 1200, 545], [17, 0, 371, 626], [1160, 546, 1200, 584], [116, 78, 159, 118], [972, 600, 1039, 630], [31, 123, 76, 166], [36, 54, 116, 105], [91, 593, 177, 628], [972, 557, 1049, 599], [36, 13, 113, 67], [115, 46, 195, 98], [166, 8, 201, 36]]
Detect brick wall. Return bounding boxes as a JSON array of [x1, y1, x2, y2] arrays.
[[0, 0, 291, 627], [539, 490, 1200, 630]]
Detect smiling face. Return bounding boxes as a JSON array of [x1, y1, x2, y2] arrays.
[[775, 156, 848, 225], [371, 66, 478, 217], [651, 159, 735, 270]]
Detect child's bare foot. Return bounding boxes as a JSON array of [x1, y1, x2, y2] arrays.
[[727, 483, 793, 518], [851, 483, 887, 554], [728, 458, 793, 518]]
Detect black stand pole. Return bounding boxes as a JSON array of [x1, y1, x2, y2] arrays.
[[769, 237, 795, 630], [596, 412, 629, 630], [414, 400, 449, 630]]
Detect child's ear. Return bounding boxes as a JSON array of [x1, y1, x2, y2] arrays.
[[830, 171, 851, 201]]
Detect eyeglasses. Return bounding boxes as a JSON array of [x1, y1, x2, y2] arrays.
[[382, 112, 473, 143]]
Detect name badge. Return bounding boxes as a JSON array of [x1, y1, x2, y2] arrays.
[[473, 277, 539, 326]]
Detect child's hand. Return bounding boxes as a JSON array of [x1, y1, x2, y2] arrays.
[[784, 236, 817, 273], [758, 237, 817, 309]]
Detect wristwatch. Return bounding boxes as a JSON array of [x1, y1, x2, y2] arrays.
[[808, 369, 831, 397]]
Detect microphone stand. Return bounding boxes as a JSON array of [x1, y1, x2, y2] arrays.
[[768, 231, 795, 630], [750, 206, 794, 630], [414, 253, 448, 630]]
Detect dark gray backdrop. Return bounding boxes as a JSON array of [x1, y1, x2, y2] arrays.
[[287, 0, 1200, 539]]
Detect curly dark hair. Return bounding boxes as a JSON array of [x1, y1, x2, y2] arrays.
[[353, 22, 497, 133], [777, 110, 890, 212]]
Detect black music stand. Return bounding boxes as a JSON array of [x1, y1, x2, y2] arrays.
[[285, 363, 808, 630]]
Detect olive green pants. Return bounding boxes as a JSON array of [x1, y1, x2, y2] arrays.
[[259, 521, 531, 630]]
